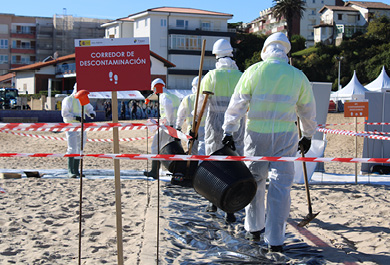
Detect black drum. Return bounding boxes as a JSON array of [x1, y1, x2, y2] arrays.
[[193, 145, 257, 213], [159, 140, 198, 179]]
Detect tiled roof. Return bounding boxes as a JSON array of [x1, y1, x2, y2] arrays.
[[0, 72, 14, 82], [130, 6, 232, 17], [319, 5, 358, 13], [345, 1, 390, 10], [11, 54, 75, 71]]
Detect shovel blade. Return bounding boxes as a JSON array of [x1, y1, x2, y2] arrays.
[[297, 212, 320, 227]]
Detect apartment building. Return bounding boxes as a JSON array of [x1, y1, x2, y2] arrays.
[[314, 1, 390, 45], [101, 7, 235, 90], [0, 13, 109, 76], [249, 0, 344, 47]]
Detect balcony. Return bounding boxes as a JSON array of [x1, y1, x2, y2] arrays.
[[168, 28, 235, 37], [11, 47, 35, 54], [11, 32, 36, 39]]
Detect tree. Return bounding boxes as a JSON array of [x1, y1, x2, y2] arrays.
[[232, 33, 266, 71], [272, 0, 306, 41], [366, 15, 390, 42], [290, 35, 306, 53]]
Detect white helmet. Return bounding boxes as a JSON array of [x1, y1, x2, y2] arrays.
[[151, 78, 165, 90], [191, 76, 199, 94], [212, 39, 233, 58], [262, 32, 291, 54]]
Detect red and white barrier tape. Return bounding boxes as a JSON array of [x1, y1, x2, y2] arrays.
[[0, 130, 152, 142], [0, 153, 389, 164], [317, 128, 390, 141], [0, 119, 190, 141], [317, 121, 390, 127]]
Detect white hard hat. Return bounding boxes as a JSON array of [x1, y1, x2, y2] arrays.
[[151, 78, 165, 90], [191, 76, 199, 94], [191, 76, 199, 87], [262, 32, 291, 54], [212, 39, 233, 58]]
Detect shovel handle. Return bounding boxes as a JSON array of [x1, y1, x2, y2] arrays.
[[297, 117, 314, 216]]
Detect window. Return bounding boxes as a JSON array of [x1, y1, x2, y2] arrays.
[[0, 39, 8, 49], [0, 55, 8, 64], [176, 19, 188, 29], [338, 14, 343, 20], [312, 0, 315, 3], [161, 19, 167, 27], [201, 21, 211, 31], [12, 40, 32, 49], [169, 35, 201, 50]]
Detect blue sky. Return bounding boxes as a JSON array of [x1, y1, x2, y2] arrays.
[[3, 0, 390, 24], [3, 0, 276, 23]]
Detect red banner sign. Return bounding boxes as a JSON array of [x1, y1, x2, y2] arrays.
[[75, 38, 150, 92]]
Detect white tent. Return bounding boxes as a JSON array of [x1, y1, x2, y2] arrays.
[[365, 66, 390, 92], [330, 70, 369, 103], [88, 90, 145, 100]]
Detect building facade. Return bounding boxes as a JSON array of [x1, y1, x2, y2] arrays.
[[0, 13, 109, 76], [249, 0, 344, 47], [314, 1, 390, 45], [101, 7, 235, 90]]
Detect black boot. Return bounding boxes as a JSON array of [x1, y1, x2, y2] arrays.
[[143, 161, 160, 179], [67, 157, 77, 178], [73, 158, 85, 178], [225, 212, 236, 223]]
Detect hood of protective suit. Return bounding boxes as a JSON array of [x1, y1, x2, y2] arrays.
[[72, 83, 78, 95], [216, 57, 238, 70], [260, 43, 288, 63]]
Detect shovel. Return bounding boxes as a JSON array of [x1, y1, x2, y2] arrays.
[[296, 117, 320, 227]]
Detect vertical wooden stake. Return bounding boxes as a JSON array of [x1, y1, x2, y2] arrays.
[[112, 91, 124, 265]]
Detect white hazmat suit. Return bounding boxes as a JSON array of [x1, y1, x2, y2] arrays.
[[61, 84, 96, 178], [198, 39, 246, 222], [223, 33, 317, 248], [176, 76, 205, 155], [144, 79, 180, 179]]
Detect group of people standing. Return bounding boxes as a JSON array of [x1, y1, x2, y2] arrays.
[[61, 32, 317, 254], [145, 33, 317, 253]]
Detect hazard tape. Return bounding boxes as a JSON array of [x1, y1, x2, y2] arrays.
[[317, 127, 390, 141], [0, 130, 152, 142], [0, 119, 190, 141], [317, 121, 390, 127], [0, 153, 389, 164]]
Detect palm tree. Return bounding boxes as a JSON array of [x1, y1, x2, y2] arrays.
[[272, 0, 306, 41]]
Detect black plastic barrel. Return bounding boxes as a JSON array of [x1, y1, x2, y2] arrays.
[[193, 145, 257, 213], [160, 140, 198, 178]]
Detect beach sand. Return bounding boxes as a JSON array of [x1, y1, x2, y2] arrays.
[[1, 114, 389, 264]]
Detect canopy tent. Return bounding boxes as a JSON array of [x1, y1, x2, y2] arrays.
[[365, 66, 390, 92], [88, 90, 145, 100], [330, 70, 369, 103]]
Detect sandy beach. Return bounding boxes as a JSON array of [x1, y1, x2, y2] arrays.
[[1, 114, 390, 264]]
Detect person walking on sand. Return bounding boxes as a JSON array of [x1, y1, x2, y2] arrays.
[[176, 76, 205, 156], [143, 78, 180, 179], [62, 83, 96, 178], [222, 32, 317, 252], [196, 38, 246, 223]]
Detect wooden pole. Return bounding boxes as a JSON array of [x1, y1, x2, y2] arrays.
[[78, 106, 84, 265], [355, 116, 358, 184], [112, 91, 124, 265], [188, 39, 206, 156]]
